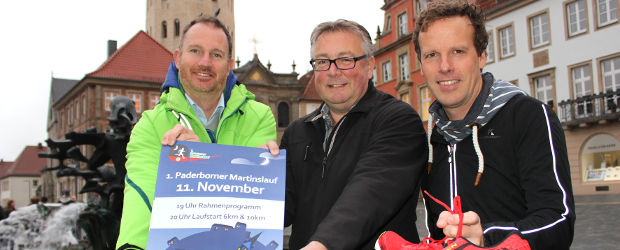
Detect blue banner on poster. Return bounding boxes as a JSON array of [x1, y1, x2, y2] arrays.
[[147, 141, 286, 250]]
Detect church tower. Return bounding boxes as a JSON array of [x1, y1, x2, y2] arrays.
[[146, 0, 235, 55]]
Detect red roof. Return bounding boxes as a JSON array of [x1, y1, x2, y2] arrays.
[[87, 31, 173, 83], [3, 146, 48, 178], [300, 71, 321, 101], [0, 161, 14, 178]]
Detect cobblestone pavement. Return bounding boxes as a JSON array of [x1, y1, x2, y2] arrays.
[[572, 193, 620, 249], [415, 193, 620, 249]]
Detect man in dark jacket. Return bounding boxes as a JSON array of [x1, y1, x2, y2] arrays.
[[414, 1, 575, 249], [281, 19, 427, 250]]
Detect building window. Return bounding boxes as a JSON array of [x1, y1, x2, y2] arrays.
[[486, 31, 495, 63], [533, 74, 555, 107], [581, 133, 620, 182], [150, 93, 160, 110], [601, 56, 620, 91], [400, 91, 410, 104], [566, 0, 588, 37], [571, 64, 593, 117], [399, 53, 410, 81], [398, 12, 408, 36], [596, 0, 618, 27], [33, 180, 38, 186], [382, 61, 392, 82], [128, 92, 142, 113], [277, 102, 290, 127], [372, 67, 378, 86], [601, 55, 620, 113], [104, 90, 119, 111], [572, 64, 592, 97], [384, 15, 392, 34], [498, 24, 515, 59], [60, 111, 64, 130], [415, 0, 427, 17], [529, 11, 550, 49], [69, 103, 75, 123], [162, 20, 168, 38], [174, 19, 180, 36], [419, 85, 432, 121], [82, 95, 87, 116], [68, 105, 73, 126], [75, 101, 80, 121]]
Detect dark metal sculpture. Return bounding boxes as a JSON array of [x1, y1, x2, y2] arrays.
[[39, 96, 138, 250]]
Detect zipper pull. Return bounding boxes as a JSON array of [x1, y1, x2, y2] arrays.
[[304, 145, 310, 161], [321, 156, 327, 179]]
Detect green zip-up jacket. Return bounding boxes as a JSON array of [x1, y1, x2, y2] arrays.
[[116, 66, 276, 249]]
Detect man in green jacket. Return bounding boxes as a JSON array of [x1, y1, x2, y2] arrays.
[[116, 16, 277, 250]]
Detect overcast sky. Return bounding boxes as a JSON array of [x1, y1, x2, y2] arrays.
[[0, 0, 384, 161]]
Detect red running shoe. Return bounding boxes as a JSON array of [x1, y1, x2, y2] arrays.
[[443, 232, 530, 250], [375, 191, 531, 250], [375, 231, 444, 250]]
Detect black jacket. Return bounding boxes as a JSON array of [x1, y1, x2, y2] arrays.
[[281, 82, 427, 250], [423, 94, 575, 249]]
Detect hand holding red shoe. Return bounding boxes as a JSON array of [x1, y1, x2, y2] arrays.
[[375, 191, 530, 250], [437, 211, 484, 246]]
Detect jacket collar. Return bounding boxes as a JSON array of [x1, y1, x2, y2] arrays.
[[429, 72, 526, 145]]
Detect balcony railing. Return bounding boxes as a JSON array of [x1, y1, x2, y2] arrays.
[[558, 89, 620, 127]]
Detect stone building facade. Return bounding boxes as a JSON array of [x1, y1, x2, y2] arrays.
[[375, 0, 430, 123], [233, 54, 307, 142], [44, 31, 172, 202], [478, 0, 620, 194], [146, 0, 235, 54]]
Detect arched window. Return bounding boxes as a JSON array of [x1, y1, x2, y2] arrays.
[[278, 102, 290, 127], [174, 19, 180, 36], [162, 20, 167, 38], [582, 133, 620, 182]]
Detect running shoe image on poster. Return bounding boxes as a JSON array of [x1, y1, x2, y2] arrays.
[[375, 191, 531, 250]]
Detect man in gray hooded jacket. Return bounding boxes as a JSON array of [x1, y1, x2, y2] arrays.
[[415, 1, 575, 249]]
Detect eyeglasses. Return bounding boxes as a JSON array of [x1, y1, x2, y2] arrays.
[[309, 54, 368, 71]]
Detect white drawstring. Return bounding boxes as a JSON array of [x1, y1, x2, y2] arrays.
[[428, 113, 484, 186], [471, 124, 484, 186]]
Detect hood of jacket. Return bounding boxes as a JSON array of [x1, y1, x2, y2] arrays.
[[429, 72, 526, 145], [160, 61, 240, 105]]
